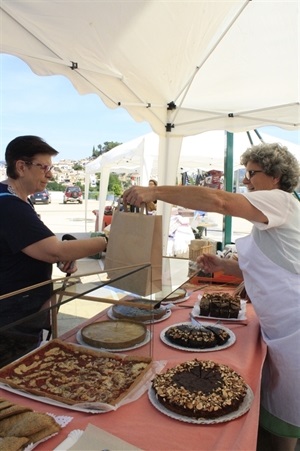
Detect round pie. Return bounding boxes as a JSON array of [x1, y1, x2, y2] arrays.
[[81, 320, 147, 349], [156, 288, 187, 304], [112, 300, 166, 322]]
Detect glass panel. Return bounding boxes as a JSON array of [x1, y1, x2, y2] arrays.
[[0, 258, 191, 366]]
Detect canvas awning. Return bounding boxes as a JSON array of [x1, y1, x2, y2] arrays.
[[1, 0, 299, 250]]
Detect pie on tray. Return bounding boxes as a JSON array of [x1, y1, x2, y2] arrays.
[[81, 320, 147, 349], [112, 300, 166, 322], [156, 287, 187, 304], [0, 339, 152, 406]]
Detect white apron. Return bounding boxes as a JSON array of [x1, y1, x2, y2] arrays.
[[236, 234, 300, 427]]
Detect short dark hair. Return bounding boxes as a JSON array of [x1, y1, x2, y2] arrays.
[[5, 136, 59, 179]]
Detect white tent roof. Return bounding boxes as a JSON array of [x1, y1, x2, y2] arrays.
[[1, 1, 299, 135], [1, 0, 299, 249]]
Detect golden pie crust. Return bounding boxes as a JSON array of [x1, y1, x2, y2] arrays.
[[157, 288, 187, 303], [0, 340, 152, 406], [81, 320, 147, 349]]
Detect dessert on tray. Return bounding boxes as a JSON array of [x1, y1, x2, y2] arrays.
[[81, 320, 147, 349], [157, 288, 187, 304], [164, 323, 230, 349], [0, 340, 152, 406], [199, 292, 241, 318], [0, 397, 61, 448], [151, 359, 248, 420], [112, 300, 166, 322]]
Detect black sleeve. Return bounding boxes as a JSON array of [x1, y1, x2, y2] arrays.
[[0, 196, 54, 253]]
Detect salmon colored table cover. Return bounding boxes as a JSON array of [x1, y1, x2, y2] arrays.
[[0, 285, 267, 451]]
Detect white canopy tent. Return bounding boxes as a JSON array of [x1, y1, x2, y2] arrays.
[[1, 0, 299, 249], [85, 130, 300, 231]]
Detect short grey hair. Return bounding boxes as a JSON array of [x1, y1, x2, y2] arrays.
[[240, 142, 300, 192]]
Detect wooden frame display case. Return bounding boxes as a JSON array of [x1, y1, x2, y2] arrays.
[[0, 258, 190, 367]]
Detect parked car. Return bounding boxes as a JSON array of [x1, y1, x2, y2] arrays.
[[30, 189, 51, 204], [63, 186, 83, 204]]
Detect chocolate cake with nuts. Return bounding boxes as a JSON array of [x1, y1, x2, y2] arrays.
[[199, 293, 241, 318], [164, 324, 230, 349], [152, 359, 247, 419]]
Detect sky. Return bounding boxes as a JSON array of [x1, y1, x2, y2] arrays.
[[1, 54, 299, 163]]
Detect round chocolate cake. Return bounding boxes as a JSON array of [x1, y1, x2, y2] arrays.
[[112, 300, 166, 322], [152, 359, 247, 419], [165, 324, 230, 349]]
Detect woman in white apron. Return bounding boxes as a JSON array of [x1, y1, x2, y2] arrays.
[[123, 142, 300, 451]]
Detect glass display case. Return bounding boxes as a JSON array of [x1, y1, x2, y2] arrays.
[[0, 257, 190, 367]]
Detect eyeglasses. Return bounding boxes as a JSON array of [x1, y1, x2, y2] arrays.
[[24, 161, 54, 173], [245, 170, 264, 180]]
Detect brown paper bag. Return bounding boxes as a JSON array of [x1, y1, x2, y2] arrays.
[[104, 205, 162, 296]]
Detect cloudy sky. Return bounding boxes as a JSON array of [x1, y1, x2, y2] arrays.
[[1, 54, 299, 162]]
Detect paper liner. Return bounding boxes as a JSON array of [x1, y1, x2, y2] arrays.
[[107, 306, 172, 324], [148, 385, 254, 424], [76, 328, 152, 352], [160, 322, 236, 352], [192, 297, 247, 321], [53, 429, 83, 451]]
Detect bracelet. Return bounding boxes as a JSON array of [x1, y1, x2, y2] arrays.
[[103, 236, 108, 251]]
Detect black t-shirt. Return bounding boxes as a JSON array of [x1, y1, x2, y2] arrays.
[[0, 184, 54, 326]]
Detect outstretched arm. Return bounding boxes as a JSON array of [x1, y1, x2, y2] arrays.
[[123, 185, 268, 223], [197, 253, 243, 279]]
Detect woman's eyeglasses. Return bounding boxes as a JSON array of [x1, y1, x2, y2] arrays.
[[245, 170, 264, 180], [24, 161, 54, 173]]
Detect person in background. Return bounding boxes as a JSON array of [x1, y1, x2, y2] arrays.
[[123, 142, 300, 451], [147, 178, 157, 213], [0, 136, 108, 362]]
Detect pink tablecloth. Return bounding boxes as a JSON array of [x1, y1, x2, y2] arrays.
[[0, 287, 267, 451]]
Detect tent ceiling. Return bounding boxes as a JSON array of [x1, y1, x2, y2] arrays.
[[1, 0, 299, 251], [1, 1, 299, 137]]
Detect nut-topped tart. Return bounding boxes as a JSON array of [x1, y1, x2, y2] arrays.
[[164, 323, 231, 349], [151, 359, 248, 420]]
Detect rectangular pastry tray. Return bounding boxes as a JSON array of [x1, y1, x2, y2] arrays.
[[0, 339, 154, 413]]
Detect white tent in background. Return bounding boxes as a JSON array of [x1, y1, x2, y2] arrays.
[[85, 130, 300, 230], [85, 133, 159, 225], [1, 0, 299, 249]]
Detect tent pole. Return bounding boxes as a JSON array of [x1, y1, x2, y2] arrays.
[[223, 132, 234, 248]]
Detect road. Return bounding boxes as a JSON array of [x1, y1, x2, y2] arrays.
[[34, 192, 99, 234]]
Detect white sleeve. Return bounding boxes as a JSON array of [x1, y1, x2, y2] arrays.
[[241, 190, 291, 229]]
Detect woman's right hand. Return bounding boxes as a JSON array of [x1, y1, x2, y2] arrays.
[[197, 253, 224, 274]]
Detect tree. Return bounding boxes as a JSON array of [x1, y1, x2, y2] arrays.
[[73, 162, 83, 171], [91, 141, 121, 158], [108, 173, 122, 196]]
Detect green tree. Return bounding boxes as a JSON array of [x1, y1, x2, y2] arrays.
[[108, 173, 122, 196], [73, 162, 84, 171], [47, 180, 65, 191], [91, 141, 121, 158]]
